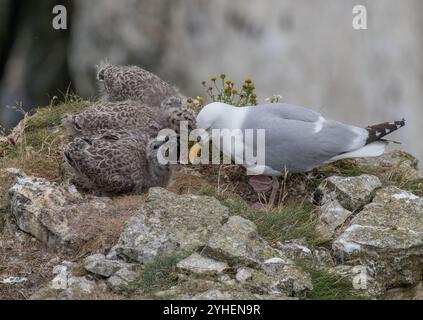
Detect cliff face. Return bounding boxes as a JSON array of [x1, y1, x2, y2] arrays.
[[0, 100, 422, 300], [0, 1, 422, 162]]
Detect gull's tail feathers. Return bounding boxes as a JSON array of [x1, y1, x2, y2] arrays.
[[326, 141, 388, 163], [365, 119, 405, 144]]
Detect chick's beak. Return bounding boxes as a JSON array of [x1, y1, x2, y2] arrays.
[[189, 131, 210, 164], [189, 143, 203, 163]]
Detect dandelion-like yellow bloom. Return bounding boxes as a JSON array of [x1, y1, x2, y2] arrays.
[[220, 73, 226, 79], [211, 76, 217, 82], [225, 79, 232, 85], [244, 78, 253, 84], [197, 96, 204, 102], [232, 89, 239, 95]]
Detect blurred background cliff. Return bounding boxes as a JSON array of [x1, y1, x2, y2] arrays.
[[0, 0, 422, 162]]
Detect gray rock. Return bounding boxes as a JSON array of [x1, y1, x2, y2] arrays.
[[67, 276, 99, 294], [155, 278, 293, 300], [236, 268, 253, 282], [48, 260, 107, 298], [312, 247, 335, 268], [203, 216, 284, 267], [236, 258, 313, 298], [115, 188, 229, 263], [275, 239, 313, 261], [328, 265, 376, 296], [275, 240, 335, 268], [9, 173, 112, 254], [176, 253, 229, 275], [316, 175, 382, 211], [107, 267, 140, 291], [383, 282, 423, 300], [83, 254, 135, 278], [316, 200, 353, 240], [50, 265, 70, 290], [353, 150, 423, 180], [0, 276, 28, 284], [106, 247, 119, 260], [217, 274, 236, 286], [333, 186, 423, 294]]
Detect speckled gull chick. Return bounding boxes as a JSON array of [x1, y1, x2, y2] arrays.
[[96, 62, 180, 106], [190, 102, 405, 206]]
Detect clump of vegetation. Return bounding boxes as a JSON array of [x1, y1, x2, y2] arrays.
[[200, 74, 258, 107], [125, 253, 186, 297], [302, 265, 368, 300], [379, 158, 423, 196], [317, 160, 363, 178], [0, 94, 89, 181], [198, 187, 318, 245], [401, 179, 423, 197]]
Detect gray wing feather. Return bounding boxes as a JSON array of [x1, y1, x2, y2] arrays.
[[242, 105, 366, 173]]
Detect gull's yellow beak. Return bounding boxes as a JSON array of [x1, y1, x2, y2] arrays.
[[189, 143, 203, 164]]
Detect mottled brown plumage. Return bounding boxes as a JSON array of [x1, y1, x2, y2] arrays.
[[63, 130, 176, 196], [63, 98, 197, 138], [97, 62, 180, 106]]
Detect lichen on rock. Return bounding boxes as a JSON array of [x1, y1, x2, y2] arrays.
[[114, 187, 229, 263], [316, 174, 382, 211], [333, 186, 423, 295]]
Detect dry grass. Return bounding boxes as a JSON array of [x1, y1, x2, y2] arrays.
[[380, 159, 423, 196], [0, 95, 89, 182], [71, 195, 147, 258], [0, 219, 58, 300]]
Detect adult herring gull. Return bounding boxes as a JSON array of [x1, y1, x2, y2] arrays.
[[189, 102, 405, 206]]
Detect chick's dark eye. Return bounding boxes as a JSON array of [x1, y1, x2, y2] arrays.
[[103, 135, 119, 141], [74, 122, 82, 130]]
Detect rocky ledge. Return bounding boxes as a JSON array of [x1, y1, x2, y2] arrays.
[[1, 150, 423, 300]]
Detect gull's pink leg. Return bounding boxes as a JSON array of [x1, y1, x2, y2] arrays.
[[248, 176, 279, 208]]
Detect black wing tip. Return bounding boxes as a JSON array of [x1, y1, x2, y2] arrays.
[[394, 118, 406, 127], [365, 118, 406, 145]]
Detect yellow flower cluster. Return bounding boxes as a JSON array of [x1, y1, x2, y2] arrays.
[[201, 73, 258, 107]]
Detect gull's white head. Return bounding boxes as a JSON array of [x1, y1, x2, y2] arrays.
[[196, 102, 233, 130]]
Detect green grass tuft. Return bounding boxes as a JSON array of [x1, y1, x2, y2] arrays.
[[141, 254, 181, 293], [303, 265, 368, 300], [317, 160, 364, 178], [198, 187, 318, 245], [124, 253, 188, 297], [401, 179, 423, 197], [0, 96, 89, 181]]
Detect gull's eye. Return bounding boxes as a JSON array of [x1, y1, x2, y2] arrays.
[[153, 144, 160, 150], [165, 136, 170, 142]]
